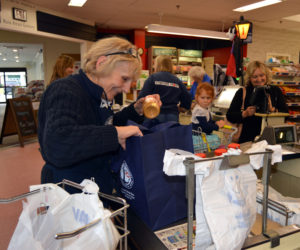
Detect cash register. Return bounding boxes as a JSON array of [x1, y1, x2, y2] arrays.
[[258, 124, 300, 153]]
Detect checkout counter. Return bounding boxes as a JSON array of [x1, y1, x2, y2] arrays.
[[127, 86, 300, 249], [127, 210, 300, 249], [257, 117, 300, 199], [213, 85, 300, 199]]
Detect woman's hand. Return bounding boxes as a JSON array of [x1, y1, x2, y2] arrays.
[[115, 126, 143, 150], [242, 106, 256, 118], [134, 94, 162, 115]]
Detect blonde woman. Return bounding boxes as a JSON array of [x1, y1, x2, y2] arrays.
[[49, 54, 75, 84], [226, 61, 288, 143], [38, 36, 161, 195], [138, 55, 191, 123]]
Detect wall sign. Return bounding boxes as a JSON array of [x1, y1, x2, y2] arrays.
[[0, 0, 37, 31], [12, 7, 27, 22]]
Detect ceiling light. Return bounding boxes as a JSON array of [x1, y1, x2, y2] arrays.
[[12, 49, 18, 52], [14, 55, 19, 59], [283, 14, 300, 23], [233, 0, 282, 12], [68, 0, 87, 7], [3, 58, 7, 61], [146, 24, 229, 40], [16, 59, 20, 62]]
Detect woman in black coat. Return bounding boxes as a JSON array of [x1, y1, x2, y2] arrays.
[[226, 61, 288, 143]]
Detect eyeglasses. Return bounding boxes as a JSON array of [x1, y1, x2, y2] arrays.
[[105, 48, 138, 58]]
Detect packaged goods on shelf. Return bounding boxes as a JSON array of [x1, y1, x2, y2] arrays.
[[268, 63, 300, 131]]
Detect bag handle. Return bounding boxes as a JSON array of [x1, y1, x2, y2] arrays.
[[267, 94, 275, 112], [241, 87, 246, 111], [150, 121, 180, 132], [127, 120, 181, 134]]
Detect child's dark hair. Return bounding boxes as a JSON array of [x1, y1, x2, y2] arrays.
[[195, 82, 215, 99]]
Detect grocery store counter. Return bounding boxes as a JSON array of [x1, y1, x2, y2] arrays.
[[127, 207, 300, 249]]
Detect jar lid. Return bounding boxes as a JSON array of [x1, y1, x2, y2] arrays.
[[228, 143, 240, 149], [214, 148, 227, 156], [195, 153, 206, 158]]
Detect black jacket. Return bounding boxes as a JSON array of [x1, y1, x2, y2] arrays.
[[226, 85, 288, 143]]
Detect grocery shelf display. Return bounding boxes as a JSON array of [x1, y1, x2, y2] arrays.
[[268, 63, 300, 139]]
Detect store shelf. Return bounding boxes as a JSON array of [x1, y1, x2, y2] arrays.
[[288, 114, 300, 119], [285, 92, 300, 96], [267, 62, 295, 67], [148, 46, 177, 74], [272, 81, 300, 86], [287, 103, 300, 107], [272, 72, 299, 77], [269, 63, 300, 125], [148, 46, 202, 89]]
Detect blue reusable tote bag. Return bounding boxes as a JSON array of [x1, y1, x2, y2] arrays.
[[112, 121, 193, 231]]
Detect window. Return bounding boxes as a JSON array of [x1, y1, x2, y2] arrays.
[[0, 68, 27, 103]]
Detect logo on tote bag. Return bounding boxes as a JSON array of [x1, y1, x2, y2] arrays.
[[120, 160, 134, 189]]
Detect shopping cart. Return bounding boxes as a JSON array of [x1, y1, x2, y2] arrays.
[[0, 179, 130, 250], [192, 125, 238, 154]]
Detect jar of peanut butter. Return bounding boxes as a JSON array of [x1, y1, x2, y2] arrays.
[[143, 96, 160, 119]]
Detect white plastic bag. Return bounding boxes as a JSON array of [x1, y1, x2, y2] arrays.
[[8, 180, 120, 250], [257, 182, 300, 226], [50, 192, 120, 250], [8, 183, 69, 250], [163, 149, 258, 250], [198, 160, 257, 250]]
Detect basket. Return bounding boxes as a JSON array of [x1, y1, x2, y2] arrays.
[[192, 125, 238, 154]]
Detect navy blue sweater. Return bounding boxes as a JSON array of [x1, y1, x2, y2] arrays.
[[138, 71, 192, 115], [38, 70, 143, 195]]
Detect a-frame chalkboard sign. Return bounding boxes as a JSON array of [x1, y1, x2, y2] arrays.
[[0, 97, 37, 147]]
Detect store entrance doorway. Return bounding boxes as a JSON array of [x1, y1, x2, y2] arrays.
[[0, 43, 44, 104], [0, 68, 27, 103]]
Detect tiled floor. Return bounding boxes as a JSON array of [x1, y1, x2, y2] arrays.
[[0, 142, 44, 249]]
